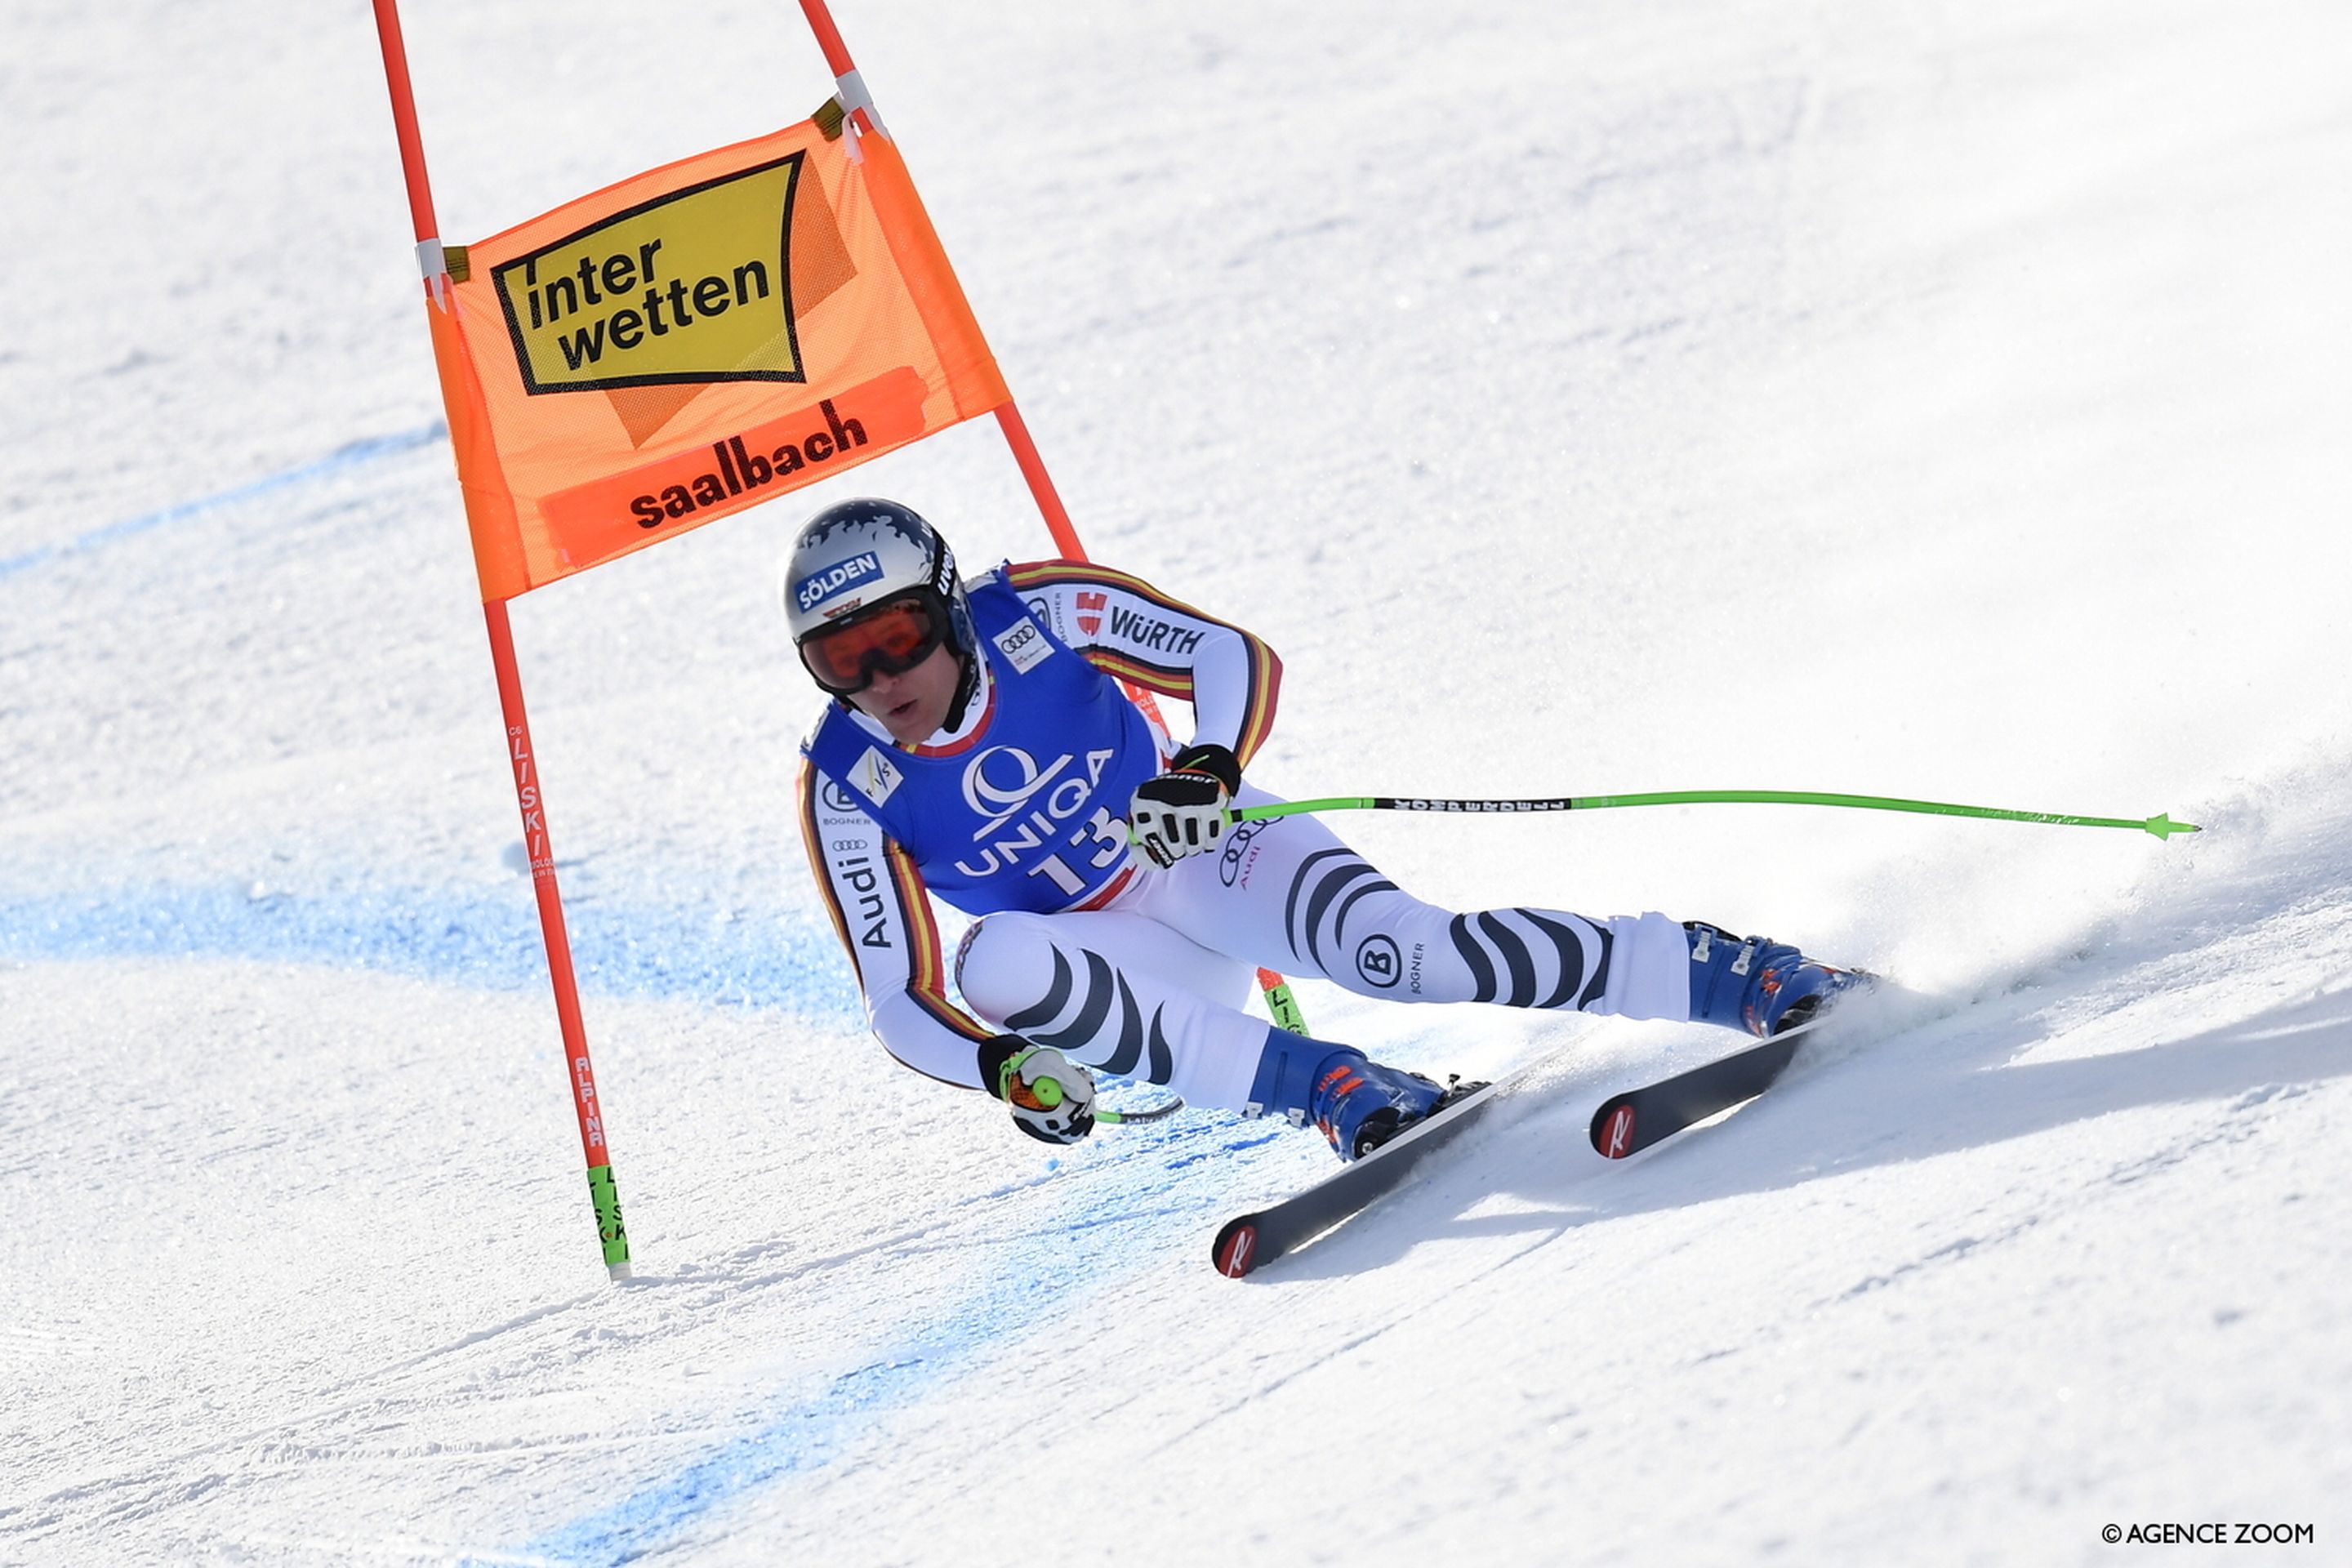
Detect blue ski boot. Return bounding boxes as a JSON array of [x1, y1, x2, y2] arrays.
[[1245, 1028, 1449, 1161], [1685, 921, 1867, 1037]]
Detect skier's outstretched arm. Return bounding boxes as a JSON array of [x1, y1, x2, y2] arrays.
[[1005, 560, 1282, 764], [797, 759, 996, 1090]]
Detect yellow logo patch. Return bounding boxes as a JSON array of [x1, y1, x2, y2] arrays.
[[492, 153, 805, 393]]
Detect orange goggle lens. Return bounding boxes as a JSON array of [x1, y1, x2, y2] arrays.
[[800, 599, 944, 694]]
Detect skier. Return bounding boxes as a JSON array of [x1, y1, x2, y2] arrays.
[[792, 498, 1862, 1161]]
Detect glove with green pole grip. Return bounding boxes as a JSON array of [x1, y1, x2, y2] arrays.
[[979, 1036, 1098, 1146], [1129, 742, 1242, 869]]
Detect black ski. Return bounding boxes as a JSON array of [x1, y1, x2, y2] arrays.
[[1214, 1006, 1855, 1275], [1587, 1013, 1828, 1159], [1211, 1081, 1504, 1278]]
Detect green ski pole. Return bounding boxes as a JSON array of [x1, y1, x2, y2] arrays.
[[1234, 791, 2200, 840]]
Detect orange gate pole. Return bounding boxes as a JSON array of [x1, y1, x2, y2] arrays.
[[370, 0, 630, 1278]]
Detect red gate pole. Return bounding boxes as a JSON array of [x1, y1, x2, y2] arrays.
[[791, 0, 1308, 1034], [791, 0, 1090, 564], [371, 0, 630, 1278]]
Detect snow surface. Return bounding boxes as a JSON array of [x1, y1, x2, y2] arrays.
[[4, 1, 2350, 1563]]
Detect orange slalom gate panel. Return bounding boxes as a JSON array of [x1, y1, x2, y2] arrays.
[[436, 119, 1009, 600]]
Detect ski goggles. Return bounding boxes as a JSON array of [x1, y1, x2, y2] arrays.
[[798, 595, 947, 695]]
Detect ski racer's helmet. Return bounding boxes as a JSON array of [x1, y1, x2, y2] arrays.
[[782, 498, 976, 695]]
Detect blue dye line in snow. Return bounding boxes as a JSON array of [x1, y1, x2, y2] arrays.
[[505, 1110, 1268, 1566], [0, 882, 859, 1025], [1, 875, 1218, 1564], [0, 421, 447, 582], [509, 1352, 934, 1564]]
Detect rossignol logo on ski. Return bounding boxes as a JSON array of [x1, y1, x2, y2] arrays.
[[492, 154, 807, 394], [1598, 1103, 1637, 1159]]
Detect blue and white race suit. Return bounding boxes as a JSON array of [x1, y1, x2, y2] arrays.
[[799, 560, 1695, 1111]]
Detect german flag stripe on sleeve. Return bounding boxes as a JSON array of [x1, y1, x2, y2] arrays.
[[1009, 559, 1283, 767], [797, 760, 859, 971], [1227, 639, 1281, 764], [1081, 648, 1193, 699], [889, 840, 994, 1043]]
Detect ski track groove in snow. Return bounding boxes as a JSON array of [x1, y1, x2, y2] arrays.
[[0, 423, 444, 584]]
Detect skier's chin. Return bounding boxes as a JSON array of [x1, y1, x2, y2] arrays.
[[861, 683, 944, 744], [878, 698, 933, 743], [853, 642, 964, 743]]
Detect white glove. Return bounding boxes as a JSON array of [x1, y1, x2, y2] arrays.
[[1128, 743, 1240, 869], [985, 1038, 1098, 1146]]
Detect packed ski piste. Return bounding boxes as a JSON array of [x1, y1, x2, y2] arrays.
[[790, 497, 1885, 1272], [22, 0, 2352, 1557]]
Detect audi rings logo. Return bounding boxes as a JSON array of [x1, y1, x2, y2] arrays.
[[1218, 819, 1266, 886], [1356, 933, 1402, 989], [962, 746, 1076, 837]]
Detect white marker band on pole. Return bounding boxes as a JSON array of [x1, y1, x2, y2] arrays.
[[416, 238, 448, 306]]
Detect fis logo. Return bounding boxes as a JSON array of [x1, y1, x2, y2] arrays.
[[795, 552, 882, 612], [849, 746, 904, 808]]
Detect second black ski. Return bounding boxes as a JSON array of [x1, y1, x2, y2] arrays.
[[1211, 1079, 1503, 1278], [1587, 1013, 1829, 1159]]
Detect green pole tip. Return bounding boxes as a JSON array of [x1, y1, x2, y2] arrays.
[[588, 1165, 630, 1268], [2145, 813, 2201, 840]]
